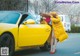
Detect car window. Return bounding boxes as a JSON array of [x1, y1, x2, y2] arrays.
[[24, 14, 41, 24], [0, 12, 20, 24], [25, 15, 34, 20], [23, 14, 37, 24]]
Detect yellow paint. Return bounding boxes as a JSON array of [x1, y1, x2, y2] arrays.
[[50, 15, 68, 42], [0, 23, 51, 51]]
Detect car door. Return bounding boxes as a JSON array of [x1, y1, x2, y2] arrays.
[[18, 14, 51, 47]]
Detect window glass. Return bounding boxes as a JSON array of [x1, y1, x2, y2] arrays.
[[0, 12, 20, 24], [23, 14, 37, 24]]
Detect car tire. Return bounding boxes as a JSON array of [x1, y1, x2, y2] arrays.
[[40, 42, 50, 51], [0, 33, 15, 56]]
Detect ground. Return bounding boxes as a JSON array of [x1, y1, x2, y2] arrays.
[[15, 33, 80, 56]]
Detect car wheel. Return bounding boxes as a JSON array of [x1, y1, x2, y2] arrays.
[[40, 42, 50, 51], [0, 33, 15, 56]]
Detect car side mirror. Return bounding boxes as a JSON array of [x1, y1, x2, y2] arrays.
[[23, 19, 35, 25]]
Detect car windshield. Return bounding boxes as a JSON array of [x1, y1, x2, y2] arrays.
[[0, 11, 20, 24]]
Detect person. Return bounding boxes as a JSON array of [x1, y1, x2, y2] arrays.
[[40, 13, 56, 54], [49, 12, 68, 54], [40, 12, 68, 54], [40, 13, 51, 24]]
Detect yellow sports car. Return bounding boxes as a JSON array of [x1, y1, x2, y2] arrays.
[[0, 11, 51, 56]]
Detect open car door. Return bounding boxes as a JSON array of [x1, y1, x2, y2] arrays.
[[18, 24, 51, 47], [18, 14, 51, 47]]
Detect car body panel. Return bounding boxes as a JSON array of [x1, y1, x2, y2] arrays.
[[18, 24, 51, 47], [0, 23, 51, 50], [0, 23, 18, 50]]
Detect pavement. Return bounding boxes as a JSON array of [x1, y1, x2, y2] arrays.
[[14, 33, 80, 56]]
